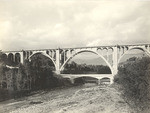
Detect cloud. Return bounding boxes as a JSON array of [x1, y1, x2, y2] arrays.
[[0, 0, 150, 50]]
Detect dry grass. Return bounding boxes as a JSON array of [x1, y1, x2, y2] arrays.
[[0, 84, 131, 113]]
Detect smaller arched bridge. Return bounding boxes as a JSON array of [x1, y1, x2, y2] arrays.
[[61, 74, 113, 84], [1, 44, 150, 84]]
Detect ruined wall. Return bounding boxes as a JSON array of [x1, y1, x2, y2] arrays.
[[0, 64, 30, 91]]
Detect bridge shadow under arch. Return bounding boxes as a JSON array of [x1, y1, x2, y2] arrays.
[[74, 76, 98, 85]]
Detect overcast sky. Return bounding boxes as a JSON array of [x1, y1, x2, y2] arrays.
[[0, 0, 150, 51]]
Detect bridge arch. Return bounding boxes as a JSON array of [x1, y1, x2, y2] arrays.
[[1, 53, 7, 61], [74, 76, 98, 84], [100, 77, 111, 84], [8, 53, 14, 62], [28, 52, 56, 70], [118, 46, 150, 65], [60, 49, 113, 75], [15, 53, 21, 64]]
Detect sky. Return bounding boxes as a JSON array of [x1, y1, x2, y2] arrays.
[[0, 0, 150, 51]]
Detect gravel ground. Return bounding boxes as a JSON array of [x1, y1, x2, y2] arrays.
[[0, 84, 131, 113]]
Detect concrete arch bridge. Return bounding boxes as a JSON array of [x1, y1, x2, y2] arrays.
[[1, 44, 150, 84]]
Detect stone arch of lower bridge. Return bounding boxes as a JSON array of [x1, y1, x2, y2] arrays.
[[60, 49, 114, 75], [118, 46, 150, 64], [28, 52, 57, 70]]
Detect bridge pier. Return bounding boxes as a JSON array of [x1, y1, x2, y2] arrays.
[[56, 49, 61, 74], [55, 70, 61, 74], [110, 77, 113, 84], [20, 52, 24, 64], [97, 79, 100, 85], [70, 78, 74, 84], [112, 46, 118, 76]]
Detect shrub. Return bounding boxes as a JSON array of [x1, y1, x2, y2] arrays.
[[114, 57, 150, 112], [0, 53, 72, 101]]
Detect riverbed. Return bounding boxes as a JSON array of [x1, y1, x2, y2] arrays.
[[0, 84, 131, 113]]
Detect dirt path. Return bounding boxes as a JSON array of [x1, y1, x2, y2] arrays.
[[0, 84, 131, 113]]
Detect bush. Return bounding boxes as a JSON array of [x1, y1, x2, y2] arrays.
[[114, 57, 150, 112]]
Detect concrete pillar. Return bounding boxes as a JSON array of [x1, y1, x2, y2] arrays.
[[64, 51, 66, 62], [122, 47, 125, 55], [97, 79, 100, 85], [70, 78, 74, 84], [147, 45, 150, 52], [12, 53, 15, 62], [119, 47, 122, 60], [20, 52, 24, 64], [123, 46, 127, 53], [68, 49, 71, 58], [110, 76, 113, 84], [52, 50, 54, 59], [112, 46, 118, 75], [49, 50, 51, 57], [59, 52, 62, 66], [56, 49, 60, 74], [106, 48, 109, 61]]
